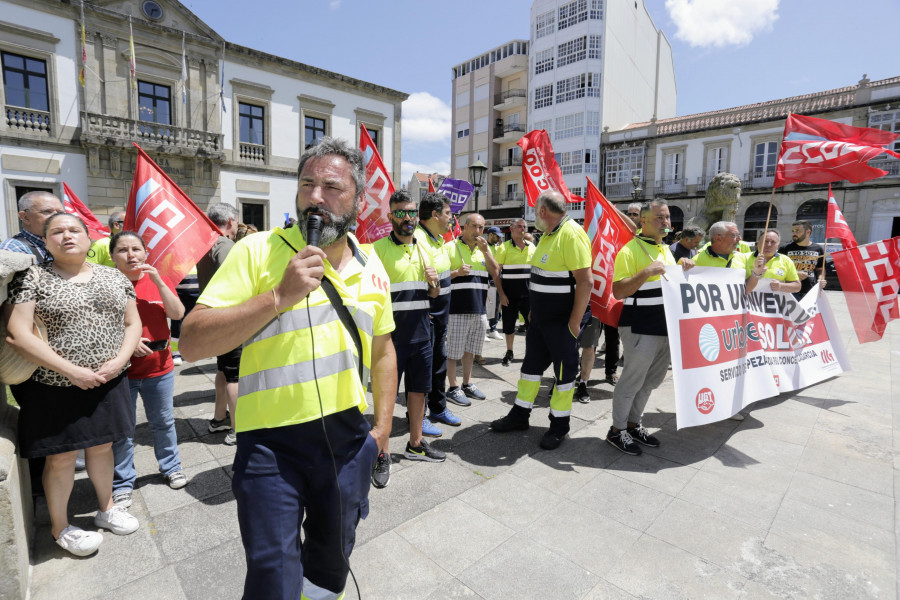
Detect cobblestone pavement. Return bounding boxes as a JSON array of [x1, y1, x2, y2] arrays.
[[26, 290, 898, 599]]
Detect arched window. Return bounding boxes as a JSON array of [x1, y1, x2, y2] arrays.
[[796, 200, 827, 243], [744, 202, 777, 245], [668, 205, 684, 244]]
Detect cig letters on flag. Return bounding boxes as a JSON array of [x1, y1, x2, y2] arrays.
[[517, 129, 573, 206], [584, 180, 631, 326], [826, 184, 857, 249], [436, 178, 475, 214], [356, 124, 394, 243], [831, 238, 900, 344], [62, 182, 109, 241], [125, 144, 221, 288], [775, 114, 900, 187]]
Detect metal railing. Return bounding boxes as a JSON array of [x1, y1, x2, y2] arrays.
[[239, 142, 266, 162], [5, 106, 51, 135], [493, 89, 527, 104], [654, 178, 686, 195], [82, 112, 223, 154], [869, 157, 900, 176], [749, 169, 776, 188], [605, 181, 642, 198], [493, 123, 527, 138], [493, 156, 522, 171]]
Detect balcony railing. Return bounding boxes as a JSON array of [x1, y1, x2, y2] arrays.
[[655, 178, 686, 196], [696, 175, 714, 193], [81, 112, 223, 155], [493, 89, 527, 105], [493, 156, 522, 171], [749, 169, 776, 188], [5, 106, 51, 135], [493, 123, 527, 139], [239, 142, 266, 162], [869, 157, 900, 177], [490, 192, 524, 207], [605, 181, 643, 198]]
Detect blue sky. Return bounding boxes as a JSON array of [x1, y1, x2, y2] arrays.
[[185, 0, 900, 184]]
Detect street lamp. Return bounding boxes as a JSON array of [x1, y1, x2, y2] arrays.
[[630, 174, 642, 202], [469, 158, 487, 213]]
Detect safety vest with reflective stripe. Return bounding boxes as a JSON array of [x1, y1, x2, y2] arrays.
[[496, 239, 535, 297], [528, 216, 592, 322], [373, 232, 432, 343], [414, 224, 452, 324], [693, 246, 747, 269], [448, 239, 490, 314], [613, 235, 675, 336], [197, 227, 394, 432]]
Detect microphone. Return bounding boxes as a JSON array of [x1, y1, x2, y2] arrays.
[[306, 214, 323, 248]]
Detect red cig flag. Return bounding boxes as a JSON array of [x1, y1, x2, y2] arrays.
[[517, 129, 574, 207], [774, 113, 900, 188], [356, 124, 395, 243], [62, 182, 109, 241], [831, 237, 900, 344], [826, 184, 857, 250], [584, 179, 633, 326], [125, 144, 221, 288]]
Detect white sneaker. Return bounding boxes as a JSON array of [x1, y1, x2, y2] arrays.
[[56, 525, 103, 556], [488, 330, 503, 340], [729, 413, 745, 421], [94, 506, 139, 535]]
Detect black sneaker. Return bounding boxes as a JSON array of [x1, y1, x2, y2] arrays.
[[605, 373, 618, 385], [501, 350, 514, 367], [208, 415, 231, 433], [490, 406, 530, 432], [461, 383, 485, 400], [606, 428, 642, 456], [539, 430, 565, 450], [372, 451, 391, 488], [627, 424, 660, 448], [574, 379, 590, 404], [404, 440, 446, 462]]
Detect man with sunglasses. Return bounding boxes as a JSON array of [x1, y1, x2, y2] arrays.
[[373, 191, 443, 480], [87, 211, 126, 267]]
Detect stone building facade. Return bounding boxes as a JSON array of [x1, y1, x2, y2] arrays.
[[601, 75, 900, 245], [1, 0, 407, 237]]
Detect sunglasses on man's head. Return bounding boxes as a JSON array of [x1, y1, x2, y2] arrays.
[[391, 209, 418, 219]]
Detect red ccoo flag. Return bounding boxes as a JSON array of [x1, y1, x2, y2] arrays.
[[62, 182, 109, 241], [125, 144, 221, 289], [774, 113, 900, 187], [356, 123, 394, 243], [584, 180, 633, 326], [831, 237, 900, 344], [826, 184, 857, 249], [517, 129, 574, 207]]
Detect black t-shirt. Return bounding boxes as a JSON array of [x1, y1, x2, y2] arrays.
[[669, 241, 696, 264], [780, 241, 824, 295]]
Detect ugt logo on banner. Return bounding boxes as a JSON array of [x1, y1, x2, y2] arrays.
[[125, 144, 221, 288]]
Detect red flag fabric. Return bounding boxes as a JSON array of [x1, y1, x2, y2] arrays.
[[584, 180, 633, 326], [427, 178, 436, 193], [62, 182, 109, 241], [124, 144, 221, 289], [442, 215, 461, 243], [517, 129, 574, 207], [356, 124, 394, 243], [831, 237, 900, 344], [826, 184, 857, 249], [774, 113, 900, 187]]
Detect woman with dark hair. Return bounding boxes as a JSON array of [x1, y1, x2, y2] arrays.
[[4, 212, 141, 556], [109, 231, 187, 509]]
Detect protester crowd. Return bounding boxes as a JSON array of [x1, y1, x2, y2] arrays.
[[0, 140, 828, 600]]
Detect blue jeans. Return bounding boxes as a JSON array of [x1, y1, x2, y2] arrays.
[[113, 370, 181, 492]]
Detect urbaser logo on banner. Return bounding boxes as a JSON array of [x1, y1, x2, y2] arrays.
[[696, 388, 715, 414]]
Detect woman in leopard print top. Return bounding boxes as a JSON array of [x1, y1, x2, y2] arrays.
[[4, 213, 143, 556]]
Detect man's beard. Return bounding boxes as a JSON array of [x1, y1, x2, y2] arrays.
[[300, 205, 358, 247]]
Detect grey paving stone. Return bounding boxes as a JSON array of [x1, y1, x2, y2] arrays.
[[603, 450, 700, 496], [423, 579, 485, 599], [583, 579, 639, 599], [784, 470, 894, 529], [605, 534, 747, 599], [571, 471, 674, 531], [394, 497, 514, 576], [349, 531, 452, 600], [457, 472, 560, 532], [507, 434, 611, 496], [675, 469, 785, 531], [139, 459, 233, 517], [523, 498, 642, 577], [797, 429, 894, 495], [151, 490, 241, 563], [94, 566, 188, 600], [458, 531, 599, 600], [172, 535, 245, 600]]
